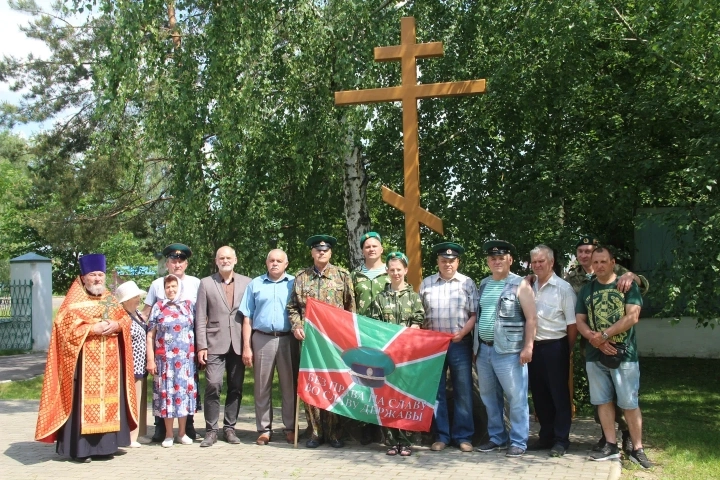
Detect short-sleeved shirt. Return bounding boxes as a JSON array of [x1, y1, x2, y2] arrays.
[[145, 275, 201, 306], [419, 272, 478, 334], [239, 273, 295, 333], [533, 273, 577, 341], [576, 279, 643, 362]]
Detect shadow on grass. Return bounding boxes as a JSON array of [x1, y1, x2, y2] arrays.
[[640, 357, 720, 463]]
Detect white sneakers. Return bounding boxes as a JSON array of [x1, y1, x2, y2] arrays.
[[127, 441, 142, 448], [161, 435, 194, 447]]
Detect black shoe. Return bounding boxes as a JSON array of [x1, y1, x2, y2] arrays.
[[506, 446, 525, 458], [621, 431, 634, 455], [476, 441, 508, 452], [629, 448, 653, 469], [360, 424, 373, 445], [592, 432, 607, 452], [549, 443, 567, 457], [151, 429, 166, 443], [329, 438, 344, 448], [527, 439, 554, 450], [305, 436, 323, 448], [589, 442, 620, 461]]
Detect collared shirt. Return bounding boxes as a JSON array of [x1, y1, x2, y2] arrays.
[[239, 273, 295, 333], [145, 275, 201, 306], [221, 276, 235, 309], [419, 272, 478, 334], [532, 273, 576, 341]]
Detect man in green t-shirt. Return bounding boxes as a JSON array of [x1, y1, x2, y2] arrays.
[[575, 247, 652, 469]]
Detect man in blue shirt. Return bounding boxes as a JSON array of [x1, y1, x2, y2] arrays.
[[240, 249, 298, 445]]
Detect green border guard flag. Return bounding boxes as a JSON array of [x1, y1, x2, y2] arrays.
[[298, 297, 453, 431]]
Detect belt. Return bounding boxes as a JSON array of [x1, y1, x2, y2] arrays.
[[253, 329, 291, 337], [534, 336, 566, 346], [479, 339, 494, 347]]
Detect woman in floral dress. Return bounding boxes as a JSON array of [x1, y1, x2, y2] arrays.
[[146, 274, 197, 448]]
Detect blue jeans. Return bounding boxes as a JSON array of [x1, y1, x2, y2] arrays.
[[476, 343, 529, 449], [434, 337, 474, 444]]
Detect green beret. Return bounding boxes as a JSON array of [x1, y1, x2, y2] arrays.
[[360, 231, 382, 247], [432, 242, 465, 259], [162, 243, 192, 259], [305, 234, 337, 251], [483, 240, 515, 256], [385, 251, 409, 267], [576, 235, 600, 249]]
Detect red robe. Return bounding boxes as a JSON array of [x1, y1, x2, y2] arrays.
[[35, 278, 138, 442]]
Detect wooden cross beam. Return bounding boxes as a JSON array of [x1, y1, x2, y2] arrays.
[[335, 17, 486, 290]]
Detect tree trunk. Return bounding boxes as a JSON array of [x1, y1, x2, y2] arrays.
[[341, 133, 371, 269], [167, 1, 181, 49]]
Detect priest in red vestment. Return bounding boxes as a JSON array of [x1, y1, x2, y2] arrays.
[[35, 253, 138, 462]]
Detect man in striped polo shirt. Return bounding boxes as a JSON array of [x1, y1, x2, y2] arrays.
[[474, 240, 537, 458], [419, 242, 478, 453]]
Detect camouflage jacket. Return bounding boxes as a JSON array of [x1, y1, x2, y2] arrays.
[[351, 267, 389, 316], [565, 264, 649, 295], [288, 263, 355, 331], [368, 283, 424, 327]]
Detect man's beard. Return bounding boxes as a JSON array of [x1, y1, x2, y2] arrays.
[[84, 283, 106, 296]]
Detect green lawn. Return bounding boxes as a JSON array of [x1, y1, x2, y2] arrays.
[[621, 357, 720, 480]]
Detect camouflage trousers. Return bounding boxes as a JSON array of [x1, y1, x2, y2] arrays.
[[305, 404, 340, 440]]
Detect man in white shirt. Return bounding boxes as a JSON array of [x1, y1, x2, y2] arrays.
[[527, 245, 577, 457], [142, 243, 201, 316], [142, 243, 201, 442]]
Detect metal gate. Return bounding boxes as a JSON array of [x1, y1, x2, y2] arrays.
[[0, 280, 33, 351]]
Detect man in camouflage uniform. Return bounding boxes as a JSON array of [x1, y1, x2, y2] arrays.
[[351, 231, 389, 315], [350, 231, 389, 444], [565, 235, 649, 455], [288, 234, 355, 448]]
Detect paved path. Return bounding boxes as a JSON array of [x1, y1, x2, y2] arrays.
[[1, 399, 619, 480], [0, 352, 47, 382]]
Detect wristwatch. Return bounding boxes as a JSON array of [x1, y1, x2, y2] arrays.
[[601, 331, 609, 341]]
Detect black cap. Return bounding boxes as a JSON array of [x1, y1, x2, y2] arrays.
[[483, 240, 515, 256], [305, 234, 337, 251], [162, 243, 192, 260], [575, 235, 600, 249]]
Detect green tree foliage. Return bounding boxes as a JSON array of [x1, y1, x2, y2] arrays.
[[2, 1, 718, 322]]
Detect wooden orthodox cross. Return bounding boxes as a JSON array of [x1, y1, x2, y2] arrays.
[[335, 17, 486, 290]]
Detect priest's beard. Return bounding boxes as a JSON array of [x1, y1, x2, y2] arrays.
[[84, 283, 106, 296]]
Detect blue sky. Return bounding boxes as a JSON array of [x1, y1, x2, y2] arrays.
[[1, 0, 53, 137]]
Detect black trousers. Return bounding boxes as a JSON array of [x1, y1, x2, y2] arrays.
[[528, 338, 572, 448]]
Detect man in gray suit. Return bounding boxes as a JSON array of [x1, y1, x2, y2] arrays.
[[195, 246, 251, 447]]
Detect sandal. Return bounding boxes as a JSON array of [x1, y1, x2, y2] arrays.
[[399, 445, 412, 457], [386, 445, 399, 456]]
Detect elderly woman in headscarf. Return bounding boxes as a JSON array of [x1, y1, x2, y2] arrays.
[[146, 274, 197, 448], [115, 280, 148, 448]]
